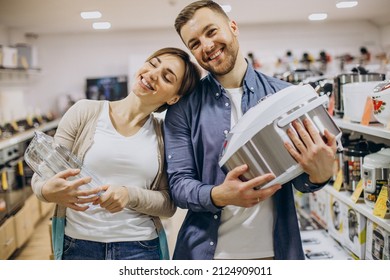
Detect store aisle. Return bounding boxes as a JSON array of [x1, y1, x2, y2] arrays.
[[10, 213, 52, 260]]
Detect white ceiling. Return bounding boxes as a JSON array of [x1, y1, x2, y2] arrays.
[[0, 0, 390, 36]]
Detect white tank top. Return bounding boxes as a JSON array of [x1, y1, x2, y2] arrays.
[[214, 88, 275, 259], [65, 101, 158, 242]]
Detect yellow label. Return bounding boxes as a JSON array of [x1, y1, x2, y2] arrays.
[[1, 171, 8, 191], [351, 179, 364, 203], [333, 169, 343, 191], [26, 115, 33, 127], [18, 161, 24, 176], [11, 121, 19, 131], [373, 186, 388, 218]]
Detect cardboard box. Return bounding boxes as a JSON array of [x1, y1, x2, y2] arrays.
[[0, 46, 18, 68], [365, 219, 386, 260], [326, 194, 345, 244], [342, 206, 366, 259], [309, 189, 328, 228], [14, 43, 38, 69]]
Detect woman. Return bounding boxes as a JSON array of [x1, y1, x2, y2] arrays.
[[31, 47, 201, 260]]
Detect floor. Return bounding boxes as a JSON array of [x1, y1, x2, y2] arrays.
[[10, 212, 53, 260]]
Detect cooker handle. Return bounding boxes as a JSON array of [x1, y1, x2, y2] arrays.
[[277, 95, 329, 128]]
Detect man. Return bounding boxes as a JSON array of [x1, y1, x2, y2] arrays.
[[164, 0, 337, 260]]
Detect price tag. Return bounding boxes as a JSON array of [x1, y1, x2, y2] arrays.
[[327, 94, 335, 116], [1, 171, 8, 191], [333, 169, 343, 191], [360, 96, 374, 126], [373, 186, 389, 218], [18, 161, 24, 176], [351, 179, 364, 203]]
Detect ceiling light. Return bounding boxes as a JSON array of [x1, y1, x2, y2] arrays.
[[80, 11, 102, 19], [308, 13, 328, 21], [336, 1, 358, 8], [220, 4, 232, 13], [92, 22, 111, 30]]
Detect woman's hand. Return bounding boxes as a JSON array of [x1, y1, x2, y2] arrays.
[[41, 169, 104, 211], [97, 186, 129, 213]]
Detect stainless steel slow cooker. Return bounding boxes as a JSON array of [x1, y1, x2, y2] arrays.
[[218, 84, 343, 189], [333, 67, 385, 117]]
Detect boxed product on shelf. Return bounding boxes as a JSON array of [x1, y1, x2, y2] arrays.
[[309, 189, 328, 228], [14, 43, 38, 69], [365, 219, 389, 260], [0, 46, 18, 68], [294, 189, 310, 212], [342, 206, 367, 259], [300, 229, 354, 260], [327, 194, 345, 244]]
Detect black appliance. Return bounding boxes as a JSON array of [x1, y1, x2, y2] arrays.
[[86, 75, 128, 101]]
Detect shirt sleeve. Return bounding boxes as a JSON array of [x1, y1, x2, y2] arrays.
[[164, 102, 221, 213], [292, 172, 329, 192]]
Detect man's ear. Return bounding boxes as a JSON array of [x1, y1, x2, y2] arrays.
[[167, 96, 180, 105], [230, 20, 239, 36]]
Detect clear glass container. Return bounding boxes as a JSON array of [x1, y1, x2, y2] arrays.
[[24, 131, 103, 193]]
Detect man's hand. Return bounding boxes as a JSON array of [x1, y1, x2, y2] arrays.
[[284, 118, 337, 184], [211, 164, 281, 208]]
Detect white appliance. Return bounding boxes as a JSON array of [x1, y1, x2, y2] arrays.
[[219, 84, 342, 189]]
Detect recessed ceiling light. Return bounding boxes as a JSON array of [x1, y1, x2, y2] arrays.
[[336, 1, 358, 8], [92, 22, 111, 30], [220, 4, 232, 13], [308, 13, 328, 21], [80, 11, 102, 19]]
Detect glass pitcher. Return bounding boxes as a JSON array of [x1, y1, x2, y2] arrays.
[[24, 130, 104, 196]]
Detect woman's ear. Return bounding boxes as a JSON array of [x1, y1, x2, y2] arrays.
[[167, 96, 180, 105]]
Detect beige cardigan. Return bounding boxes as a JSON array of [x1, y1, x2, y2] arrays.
[[31, 99, 176, 232]]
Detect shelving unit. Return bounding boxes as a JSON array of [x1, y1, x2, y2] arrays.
[[324, 185, 390, 232], [297, 117, 390, 259], [0, 68, 42, 86], [0, 119, 60, 150], [330, 118, 390, 231], [333, 118, 390, 146]]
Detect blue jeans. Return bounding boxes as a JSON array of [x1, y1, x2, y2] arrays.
[[62, 235, 161, 260]]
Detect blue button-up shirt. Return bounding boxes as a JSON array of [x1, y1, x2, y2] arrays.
[[164, 63, 324, 260]]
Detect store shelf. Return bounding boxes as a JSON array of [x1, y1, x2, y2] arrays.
[[0, 68, 42, 86], [0, 119, 60, 149], [333, 118, 390, 140], [324, 185, 390, 232]]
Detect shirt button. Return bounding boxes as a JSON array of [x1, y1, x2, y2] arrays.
[[250, 87, 254, 91], [214, 215, 218, 219], [216, 92, 220, 97], [223, 130, 228, 135], [210, 241, 214, 246], [168, 155, 172, 159], [225, 102, 229, 107]]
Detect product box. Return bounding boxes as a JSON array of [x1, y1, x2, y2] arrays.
[[342, 206, 367, 259], [365, 219, 389, 260], [309, 189, 328, 228], [326, 194, 345, 244], [0, 46, 18, 68], [14, 43, 38, 69], [294, 190, 310, 212], [301, 229, 353, 260]]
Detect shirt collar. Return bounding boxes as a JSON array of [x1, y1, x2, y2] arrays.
[[206, 59, 257, 100]]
